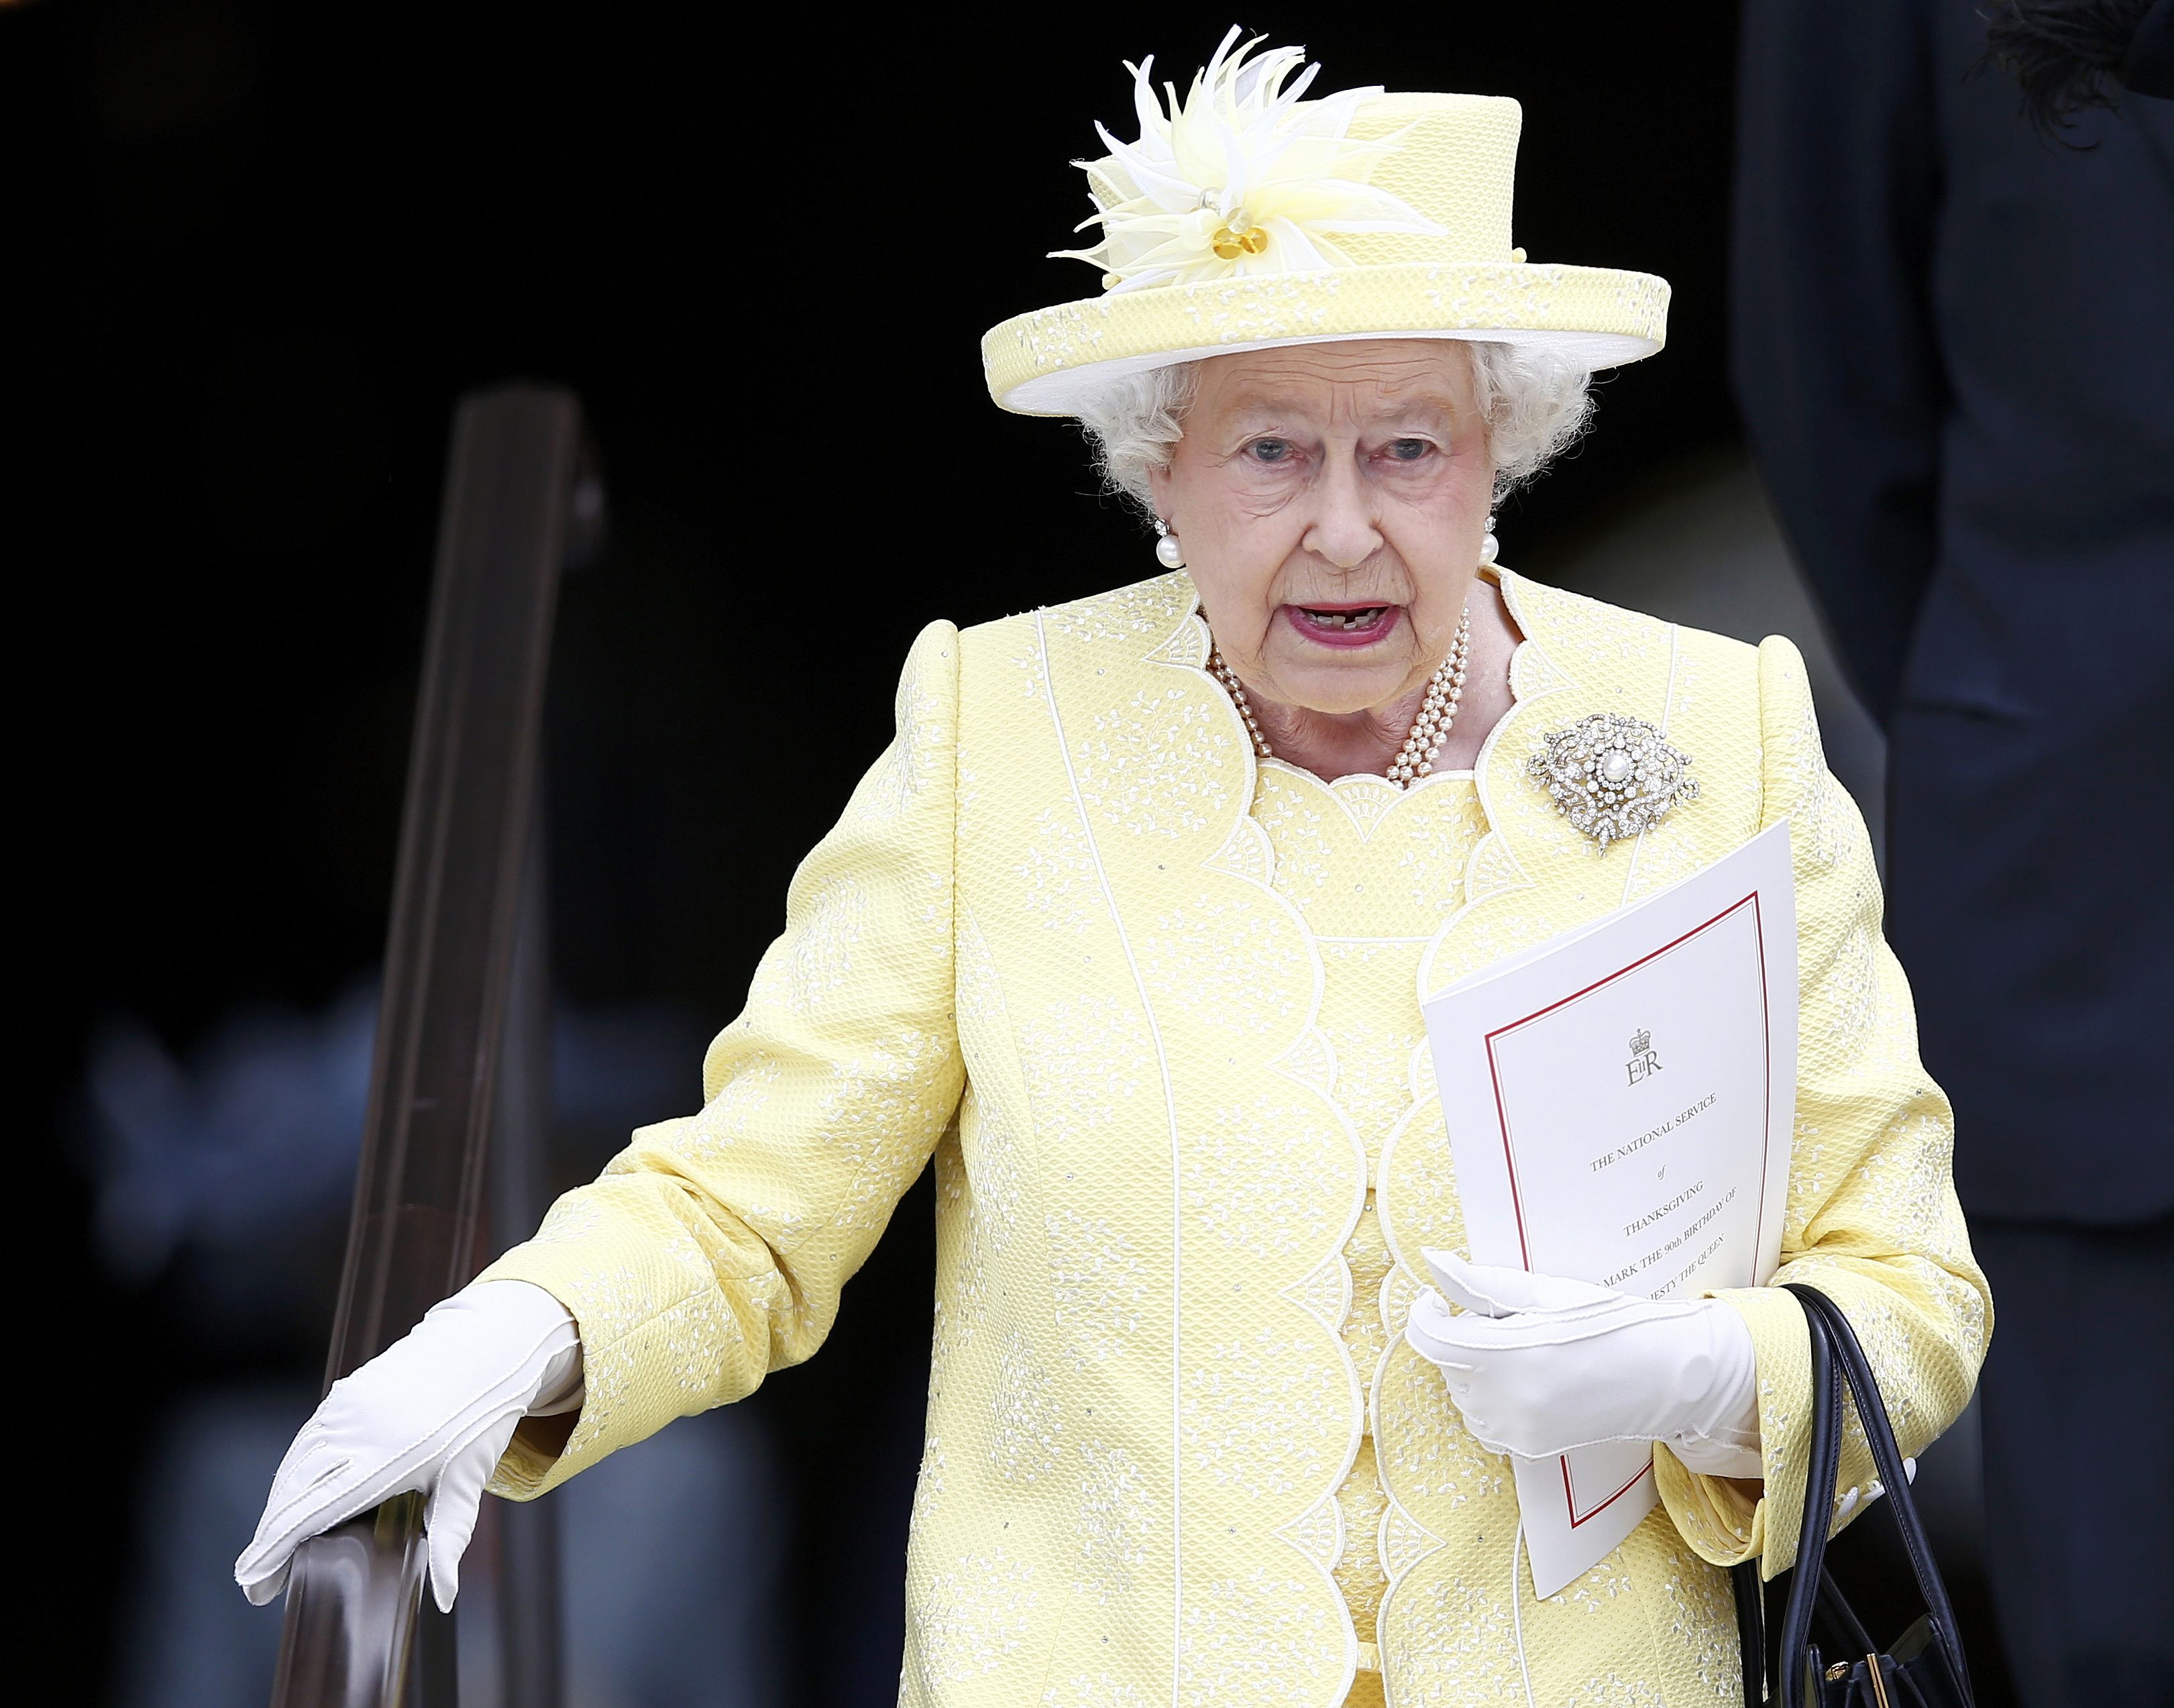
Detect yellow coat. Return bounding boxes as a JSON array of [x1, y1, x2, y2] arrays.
[[482, 568, 1989, 1707]]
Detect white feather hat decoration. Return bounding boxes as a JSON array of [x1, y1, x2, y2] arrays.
[[983, 26, 1671, 416], [1052, 29, 1447, 293]]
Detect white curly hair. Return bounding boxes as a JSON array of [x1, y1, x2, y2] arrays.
[[1073, 339, 1595, 522]]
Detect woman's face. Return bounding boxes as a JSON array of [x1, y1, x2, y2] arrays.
[[1150, 339, 1495, 717]]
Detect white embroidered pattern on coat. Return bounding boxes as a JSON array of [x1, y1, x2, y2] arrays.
[[1074, 1437, 1152, 1601], [912, 1552, 1037, 1687], [1075, 686, 1241, 841], [1042, 1677, 1145, 1708], [1046, 1209, 1148, 1371], [1016, 996, 1148, 1133], [861, 658, 951, 823], [1184, 1091, 1351, 1257], [911, 1434, 949, 1541], [1380, 1564, 1521, 1697], [784, 875, 868, 1014], [1016, 806, 1105, 935], [1177, 1566, 1344, 1707], [992, 1330, 1064, 1483], [654, 1232, 741, 1392], [678, 1047, 780, 1165], [1139, 896, 1305, 1036], [1658, 1551, 1746, 1699], [1181, 1329, 1341, 1498], [817, 1024, 957, 1234]]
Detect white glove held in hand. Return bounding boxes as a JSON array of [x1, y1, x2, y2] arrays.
[[235, 1279, 582, 1612], [1403, 1250, 1762, 1477]]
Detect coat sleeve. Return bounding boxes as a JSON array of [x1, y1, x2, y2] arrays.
[[1653, 635, 1991, 1576], [480, 620, 965, 1498]]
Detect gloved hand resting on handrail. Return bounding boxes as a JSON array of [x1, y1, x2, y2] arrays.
[[235, 1277, 582, 1611]]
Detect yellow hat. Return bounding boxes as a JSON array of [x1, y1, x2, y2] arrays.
[[983, 30, 1670, 416]]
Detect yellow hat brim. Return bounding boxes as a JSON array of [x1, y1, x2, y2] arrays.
[[983, 260, 1669, 417]]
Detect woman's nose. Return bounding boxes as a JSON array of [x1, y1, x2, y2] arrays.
[[1301, 457, 1383, 568]]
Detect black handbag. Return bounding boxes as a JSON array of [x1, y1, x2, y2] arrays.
[[1730, 1283, 1975, 1707]]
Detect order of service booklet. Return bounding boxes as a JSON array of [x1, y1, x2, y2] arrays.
[[1419, 820, 1798, 1598]]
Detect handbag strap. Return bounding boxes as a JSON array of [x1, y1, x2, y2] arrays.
[[1730, 1560, 1765, 1708], [1776, 1283, 1973, 1700], [1776, 1296, 1845, 1707]]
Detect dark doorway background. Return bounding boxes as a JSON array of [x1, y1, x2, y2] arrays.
[[5, 5, 1744, 1702]]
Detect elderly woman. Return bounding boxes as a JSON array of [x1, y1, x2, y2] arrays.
[[241, 34, 1989, 1706]]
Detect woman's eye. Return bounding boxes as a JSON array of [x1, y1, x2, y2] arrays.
[[1248, 439, 1293, 464], [1387, 438, 1433, 462]]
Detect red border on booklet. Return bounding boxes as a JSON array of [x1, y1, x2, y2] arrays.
[[1481, 890, 1775, 1527]]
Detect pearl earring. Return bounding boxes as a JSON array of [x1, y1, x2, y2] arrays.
[[1153, 516, 1187, 570], [1480, 514, 1500, 566]]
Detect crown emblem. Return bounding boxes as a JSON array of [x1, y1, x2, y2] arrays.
[[1629, 1028, 1651, 1057]]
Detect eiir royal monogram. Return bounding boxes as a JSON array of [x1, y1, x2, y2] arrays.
[[1627, 1028, 1663, 1086]]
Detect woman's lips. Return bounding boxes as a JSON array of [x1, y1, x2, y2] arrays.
[[1284, 602, 1402, 649]]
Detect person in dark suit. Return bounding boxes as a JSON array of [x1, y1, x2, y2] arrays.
[[1732, 2, 2174, 1703]]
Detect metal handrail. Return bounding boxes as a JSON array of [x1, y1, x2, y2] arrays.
[[270, 385, 593, 1708], [488, 808, 565, 1707]]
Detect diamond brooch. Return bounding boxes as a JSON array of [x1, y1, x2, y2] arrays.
[[1526, 713, 1698, 851]]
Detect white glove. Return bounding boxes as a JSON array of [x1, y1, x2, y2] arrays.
[[235, 1278, 582, 1611], [1404, 1250, 1762, 1477]]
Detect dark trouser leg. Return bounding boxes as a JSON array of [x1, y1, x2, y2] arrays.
[[1971, 1216, 2174, 1708]]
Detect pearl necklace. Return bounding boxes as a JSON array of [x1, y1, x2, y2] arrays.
[[1207, 604, 1473, 788]]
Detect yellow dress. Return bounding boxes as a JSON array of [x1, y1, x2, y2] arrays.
[[481, 567, 1990, 1707], [1248, 761, 1490, 1702]]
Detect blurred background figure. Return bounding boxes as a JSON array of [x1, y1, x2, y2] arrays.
[[85, 988, 785, 1708], [1733, 2, 2174, 1703]]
